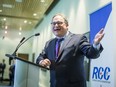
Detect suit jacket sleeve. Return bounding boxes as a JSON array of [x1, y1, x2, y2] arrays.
[[78, 35, 103, 59], [36, 38, 55, 64], [36, 41, 49, 64]]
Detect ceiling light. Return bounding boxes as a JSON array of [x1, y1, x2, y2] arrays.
[[15, 0, 22, 2], [3, 4, 13, 8], [24, 20, 27, 23], [29, 22, 32, 24], [19, 27, 22, 30], [5, 31, 7, 34], [0, 10, 2, 12], [5, 26, 8, 29], [3, 18, 6, 21], [19, 32, 22, 35], [40, 0, 45, 2], [33, 13, 37, 16]]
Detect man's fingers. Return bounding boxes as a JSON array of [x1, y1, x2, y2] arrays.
[[99, 28, 104, 34], [43, 59, 51, 66]]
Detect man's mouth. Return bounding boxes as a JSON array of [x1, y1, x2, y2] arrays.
[[54, 28, 61, 31]]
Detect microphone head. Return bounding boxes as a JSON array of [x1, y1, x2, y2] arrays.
[[35, 33, 40, 36], [20, 37, 25, 43]]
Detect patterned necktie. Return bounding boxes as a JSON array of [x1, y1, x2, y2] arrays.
[[55, 38, 64, 59]]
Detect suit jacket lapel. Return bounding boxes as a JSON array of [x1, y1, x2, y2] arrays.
[[47, 38, 57, 60], [52, 38, 57, 60], [56, 32, 74, 62]]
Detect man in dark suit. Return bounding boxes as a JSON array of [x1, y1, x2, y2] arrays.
[[1, 59, 6, 82], [36, 13, 104, 87]]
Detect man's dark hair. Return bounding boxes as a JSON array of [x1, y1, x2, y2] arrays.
[[52, 13, 69, 26]]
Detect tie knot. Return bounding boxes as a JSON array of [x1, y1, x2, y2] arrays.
[[57, 38, 64, 42]]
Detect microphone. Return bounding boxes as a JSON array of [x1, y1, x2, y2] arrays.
[[35, 33, 40, 36], [13, 33, 40, 55], [5, 33, 40, 64], [18, 33, 40, 49], [12, 37, 25, 56], [20, 37, 25, 43]]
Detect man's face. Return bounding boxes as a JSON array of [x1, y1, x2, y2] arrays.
[[51, 15, 68, 37]]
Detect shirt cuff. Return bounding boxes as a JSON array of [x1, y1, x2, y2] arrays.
[[93, 43, 100, 50], [39, 60, 44, 65]]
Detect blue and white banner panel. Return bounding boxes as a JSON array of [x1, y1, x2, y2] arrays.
[[89, 2, 114, 87]]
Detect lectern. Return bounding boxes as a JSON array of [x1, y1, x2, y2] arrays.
[[6, 54, 50, 87]]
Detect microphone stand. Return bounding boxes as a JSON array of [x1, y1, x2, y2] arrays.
[[17, 33, 40, 51], [5, 33, 40, 64], [12, 37, 25, 56]]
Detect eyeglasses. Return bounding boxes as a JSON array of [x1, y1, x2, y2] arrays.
[[51, 21, 64, 25]]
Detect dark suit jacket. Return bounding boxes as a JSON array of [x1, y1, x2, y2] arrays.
[[36, 32, 103, 87]]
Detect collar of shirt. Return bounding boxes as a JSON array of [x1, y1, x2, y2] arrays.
[[56, 31, 69, 39]]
